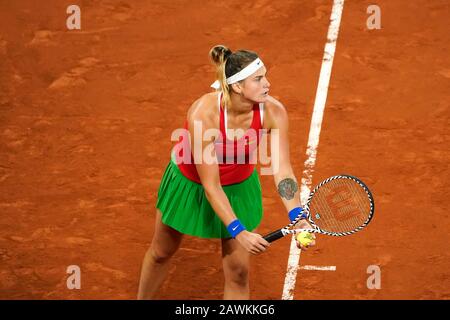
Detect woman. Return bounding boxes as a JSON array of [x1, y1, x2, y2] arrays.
[[137, 45, 316, 300]]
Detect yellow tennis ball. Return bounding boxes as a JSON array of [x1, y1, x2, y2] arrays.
[[296, 231, 314, 246]]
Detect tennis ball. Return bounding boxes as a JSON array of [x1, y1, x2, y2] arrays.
[[296, 231, 314, 247]]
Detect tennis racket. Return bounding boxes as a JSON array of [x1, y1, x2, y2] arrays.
[[263, 174, 375, 242]]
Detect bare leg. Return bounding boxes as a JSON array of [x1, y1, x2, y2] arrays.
[[221, 236, 251, 300], [137, 209, 183, 300]]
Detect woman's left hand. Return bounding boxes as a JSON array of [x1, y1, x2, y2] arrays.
[[294, 219, 316, 250]]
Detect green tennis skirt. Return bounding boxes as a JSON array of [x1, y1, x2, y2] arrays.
[[156, 159, 263, 238]]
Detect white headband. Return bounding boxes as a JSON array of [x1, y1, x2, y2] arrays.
[[210, 58, 264, 90]]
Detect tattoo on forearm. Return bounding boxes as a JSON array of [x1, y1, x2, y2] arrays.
[[277, 178, 298, 200]]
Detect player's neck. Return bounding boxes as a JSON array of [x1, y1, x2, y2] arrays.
[[228, 93, 254, 116]]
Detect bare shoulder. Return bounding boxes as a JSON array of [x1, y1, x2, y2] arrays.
[[264, 95, 289, 129], [186, 92, 219, 128]]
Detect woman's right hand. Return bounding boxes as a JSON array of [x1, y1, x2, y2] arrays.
[[235, 231, 270, 255]]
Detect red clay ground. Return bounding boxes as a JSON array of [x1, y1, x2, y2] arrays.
[[0, 0, 448, 299]]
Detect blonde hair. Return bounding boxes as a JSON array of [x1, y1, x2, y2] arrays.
[[209, 45, 259, 108]]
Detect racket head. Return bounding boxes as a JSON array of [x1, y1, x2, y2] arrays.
[[304, 174, 375, 236]]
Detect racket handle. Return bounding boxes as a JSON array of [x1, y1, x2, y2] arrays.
[[263, 229, 284, 243]]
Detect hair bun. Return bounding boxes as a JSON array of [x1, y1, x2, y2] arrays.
[[209, 45, 232, 66]]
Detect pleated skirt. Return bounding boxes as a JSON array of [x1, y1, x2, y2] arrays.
[[156, 159, 263, 238]]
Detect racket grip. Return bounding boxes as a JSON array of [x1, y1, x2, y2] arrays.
[[263, 229, 284, 243]]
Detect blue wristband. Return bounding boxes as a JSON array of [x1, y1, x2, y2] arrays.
[[288, 207, 307, 223], [227, 219, 246, 238]]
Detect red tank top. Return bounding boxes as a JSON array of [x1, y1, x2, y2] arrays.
[[172, 92, 264, 185]]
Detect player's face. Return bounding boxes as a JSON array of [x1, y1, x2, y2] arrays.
[[240, 66, 270, 103]]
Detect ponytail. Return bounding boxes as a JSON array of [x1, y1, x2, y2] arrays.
[[209, 45, 232, 108]]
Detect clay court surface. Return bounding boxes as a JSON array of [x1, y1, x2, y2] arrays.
[[0, 0, 449, 299]]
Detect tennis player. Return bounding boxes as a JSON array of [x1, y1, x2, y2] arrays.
[[137, 45, 315, 300]]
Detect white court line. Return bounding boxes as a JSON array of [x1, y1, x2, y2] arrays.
[[299, 265, 337, 271], [281, 0, 345, 300]]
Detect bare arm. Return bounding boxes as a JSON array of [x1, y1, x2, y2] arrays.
[[266, 101, 301, 213], [266, 99, 316, 250], [186, 98, 236, 226]]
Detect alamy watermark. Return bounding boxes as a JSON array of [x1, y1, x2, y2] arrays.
[[366, 265, 381, 289], [366, 5, 381, 30], [66, 5, 81, 30], [171, 121, 280, 175], [66, 265, 81, 290]]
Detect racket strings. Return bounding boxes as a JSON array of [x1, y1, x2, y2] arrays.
[[308, 178, 372, 233]]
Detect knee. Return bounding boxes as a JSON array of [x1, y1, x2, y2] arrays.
[[148, 246, 176, 264], [225, 264, 249, 286]]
